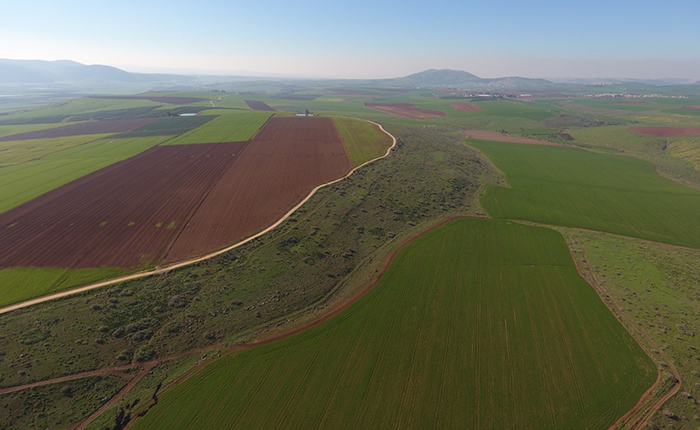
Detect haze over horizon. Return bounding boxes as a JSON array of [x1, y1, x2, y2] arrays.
[[3, 0, 699, 80]]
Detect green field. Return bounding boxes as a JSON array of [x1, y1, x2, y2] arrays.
[[0, 134, 110, 166], [0, 136, 162, 214], [472, 141, 700, 248], [0, 267, 123, 307], [333, 117, 393, 166], [163, 111, 272, 144], [132, 219, 654, 430]]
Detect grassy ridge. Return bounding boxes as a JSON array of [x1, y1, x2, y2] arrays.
[[163, 111, 272, 144], [0, 136, 162, 214], [473, 141, 700, 248], [333, 117, 393, 167], [0, 267, 123, 307], [132, 219, 654, 430]]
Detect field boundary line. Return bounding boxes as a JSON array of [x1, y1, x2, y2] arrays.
[[0, 120, 396, 315]]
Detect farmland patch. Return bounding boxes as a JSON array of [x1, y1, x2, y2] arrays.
[[631, 126, 700, 137], [164, 116, 351, 261], [163, 111, 272, 145], [463, 129, 562, 146], [133, 219, 655, 430], [451, 102, 483, 111], [0, 142, 248, 268], [364, 102, 445, 119], [244, 100, 276, 111], [0, 118, 161, 141], [90, 95, 208, 105], [473, 141, 700, 248], [333, 117, 393, 167]]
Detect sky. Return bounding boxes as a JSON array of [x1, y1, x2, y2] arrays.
[[2, 0, 700, 80]]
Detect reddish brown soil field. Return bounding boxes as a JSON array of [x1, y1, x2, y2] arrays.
[[0, 118, 161, 141], [244, 100, 276, 111], [0, 142, 248, 268], [451, 102, 483, 111], [683, 106, 700, 110], [90, 96, 207, 104], [462, 129, 563, 146], [163, 116, 351, 261], [364, 103, 446, 119], [631, 126, 700, 137]]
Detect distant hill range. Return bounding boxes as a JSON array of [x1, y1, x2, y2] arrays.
[[1, 59, 697, 92], [380, 69, 554, 89], [0, 59, 196, 85]]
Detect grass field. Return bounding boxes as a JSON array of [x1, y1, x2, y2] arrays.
[[333, 117, 393, 166], [163, 111, 272, 144], [0, 267, 123, 307], [472, 141, 700, 249], [0, 136, 162, 214], [132, 219, 654, 430], [0, 134, 110, 166]]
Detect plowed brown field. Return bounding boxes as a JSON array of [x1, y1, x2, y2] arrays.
[[451, 102, 483, 111], [163, 116, 351, 262], [0, 142, 248, 268], [683, 106, 700, 110], [0, 116, 353, 269], [631, 126, 700, 137], [462, 129, 562, 146], [364, 103, 445, 119], [244, 100, 276, 111], [0, 118, 161, 141]]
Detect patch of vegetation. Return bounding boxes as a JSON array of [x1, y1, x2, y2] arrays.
[[114, 115, 217, 138], [0, 376, 125, 429]]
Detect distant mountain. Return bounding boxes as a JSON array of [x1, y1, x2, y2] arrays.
[[0, 59, 196, 85], [379, 69, 553, 89]]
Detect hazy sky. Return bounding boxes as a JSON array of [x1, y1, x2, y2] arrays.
[[3, 0, 699, 79]]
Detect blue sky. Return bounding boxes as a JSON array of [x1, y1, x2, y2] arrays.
[[2, 0, 699, 79]]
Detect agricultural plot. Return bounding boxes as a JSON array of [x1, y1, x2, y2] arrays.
[[364, 102, 445, 119], [0, 134, 110, 166], [471, 141, 700, 248], [0, 142, 249, 268], [0, 118, 160, 141], [451, 102, 483, 111], [243, 99, 276, 111], [90, 95, 208, 104], [113, 115, 216, 138], [133, 219, 655, 430], [631, 126, 700, 137], [462, 129, 561, 146], [163, 111, 272, 144], [0, 136, 163, 215], [163, 116, 352, 262], [333, 116, 393, 166]]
